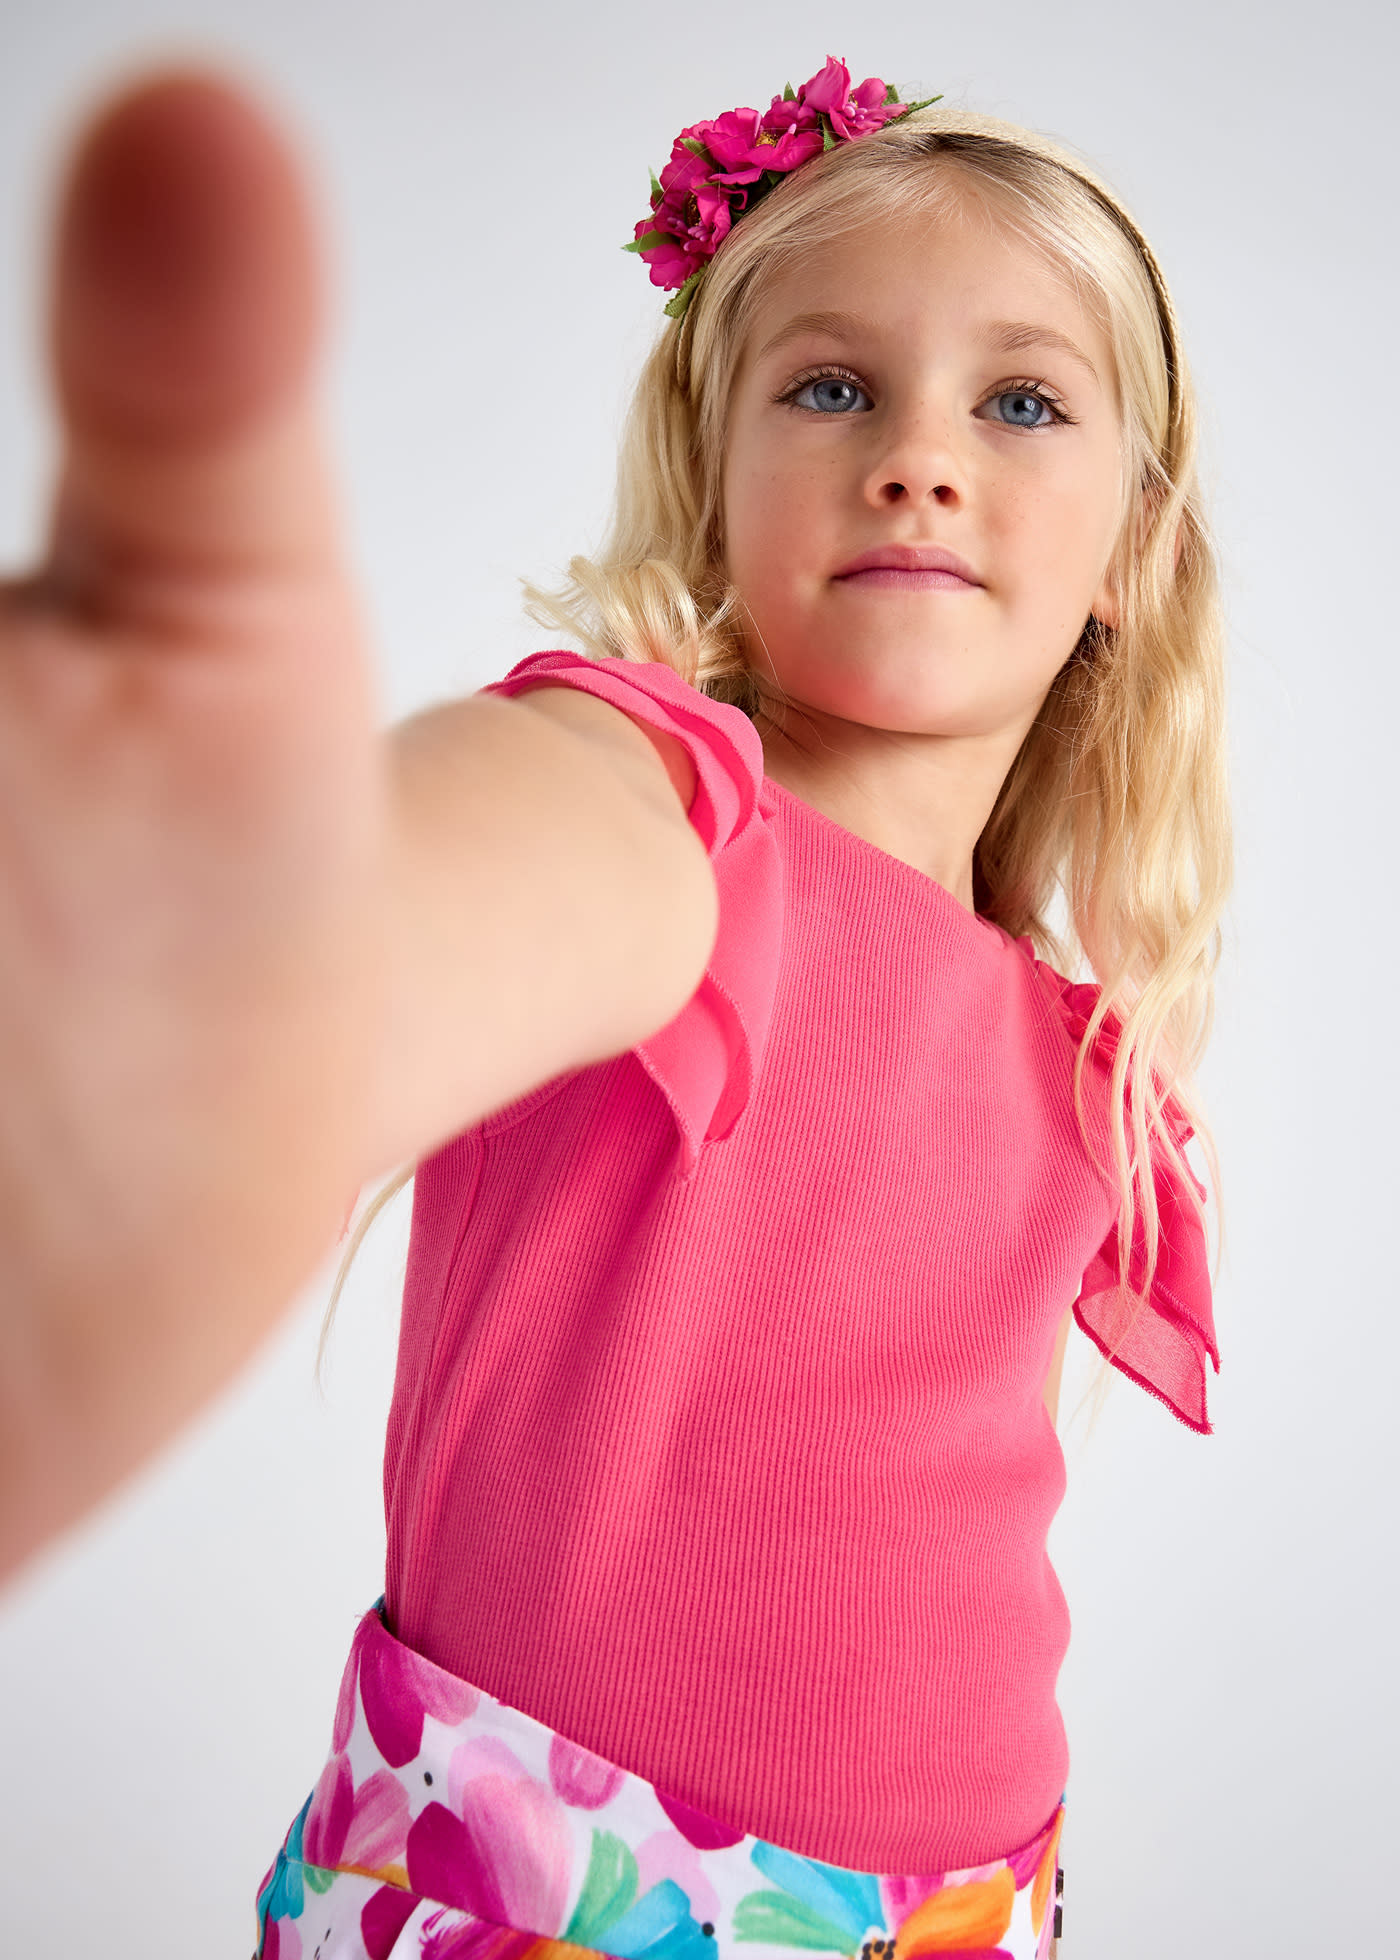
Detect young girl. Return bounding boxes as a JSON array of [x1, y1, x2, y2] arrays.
[[254, 60, 1228, 1960]]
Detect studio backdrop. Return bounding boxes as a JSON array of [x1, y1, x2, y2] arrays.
[[0, 3, 1395, 1956]]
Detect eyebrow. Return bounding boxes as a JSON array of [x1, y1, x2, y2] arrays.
[[757, 310, 870, 361], [983, 320, 1101, 384], [756, 310, 1102, 386]]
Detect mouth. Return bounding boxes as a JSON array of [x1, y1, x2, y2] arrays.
[[832, 544, 982, 591]]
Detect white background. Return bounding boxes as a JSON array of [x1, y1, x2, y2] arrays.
[[1, 3, 1396, 1956]]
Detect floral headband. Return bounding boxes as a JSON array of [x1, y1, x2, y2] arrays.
[[624, 58, 940, 320]]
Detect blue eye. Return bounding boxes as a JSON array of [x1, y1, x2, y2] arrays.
[[790, 374, 872, 414], [981, 389, 1058, 428]]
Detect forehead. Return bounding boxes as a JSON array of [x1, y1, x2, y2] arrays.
[[742, 189, 1112, 378]]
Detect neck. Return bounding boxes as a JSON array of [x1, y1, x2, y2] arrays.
[[753, 705, 1028, 915]]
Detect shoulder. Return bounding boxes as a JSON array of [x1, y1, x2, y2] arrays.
[[510, 678, 699, 823], [479, 651, 766, 855], [999, 933, 1105, 1054]]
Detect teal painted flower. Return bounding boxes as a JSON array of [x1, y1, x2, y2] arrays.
[[734, 1841, 885, 1954], [735, 1838, 1021, 1959], [566, 1827, 714, 1960], [256, 1792, 313, 1939]]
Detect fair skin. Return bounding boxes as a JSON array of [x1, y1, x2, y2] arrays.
[[724, 197, 1125, 910], [720, 198, 1129, 1414]]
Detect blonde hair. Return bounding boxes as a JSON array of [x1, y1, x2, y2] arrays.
[[324, 105, 1230, 1376]]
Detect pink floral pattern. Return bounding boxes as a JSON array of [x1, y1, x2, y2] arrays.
[[255, 1604, 1063, 1960], [548, 1735, 626, 1812], [303, 1756, 411, 1874]]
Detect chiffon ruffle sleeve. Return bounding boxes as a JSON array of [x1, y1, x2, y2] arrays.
[[478, 651, 783, 1175], [1035, 962, 1220, 1434]]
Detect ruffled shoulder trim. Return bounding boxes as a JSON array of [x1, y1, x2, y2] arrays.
[[479, 652, 782, 1174], [1023, 945, 1220, 1435]]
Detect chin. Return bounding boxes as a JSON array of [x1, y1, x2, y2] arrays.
[[764, 641, 1037, 740], [835, 681, 1015, 740]]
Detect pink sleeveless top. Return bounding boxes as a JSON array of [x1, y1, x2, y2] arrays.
[[381, 652, 1217, 1873]]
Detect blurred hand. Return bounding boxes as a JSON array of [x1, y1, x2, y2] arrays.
[[0, 73, 385, 1579]]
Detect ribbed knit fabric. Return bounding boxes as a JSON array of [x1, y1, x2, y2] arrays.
[[382, 652, 1218, 1876]]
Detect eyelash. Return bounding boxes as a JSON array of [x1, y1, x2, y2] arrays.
[[989, 376, 1075, 427], [774, 364, 1076, 426]]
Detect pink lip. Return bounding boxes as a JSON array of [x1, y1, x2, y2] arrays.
[[832, 544, 982, 590]]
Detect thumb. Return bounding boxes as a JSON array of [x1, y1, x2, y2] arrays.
[[46, 69, 339, 599]]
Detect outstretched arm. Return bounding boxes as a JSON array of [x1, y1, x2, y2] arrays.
[[0, 73, 715, 1583], [364, 680, 712, 1185]]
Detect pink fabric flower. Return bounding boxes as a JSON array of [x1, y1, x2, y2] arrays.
[[691, 108, 767, 179], [641, 136, 742, 286], [658, 133, 717, 204], [693, 107, 823, 184], [753, 95, 827, 171], [797, 57, 907, 140], [631, 217, 702, 293], [626, 56, 925, 307]]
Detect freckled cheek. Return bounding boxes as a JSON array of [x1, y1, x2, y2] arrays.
[[728, 478, 816, 610], [993, 482, 1106, 621]]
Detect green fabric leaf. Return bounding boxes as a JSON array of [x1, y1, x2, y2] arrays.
[[565, 1831, 638, 1948], [733, 1891, 854, 1953], [303, 1864, 335, 1896], [680, 136, 711, 160], [650, 168, 664, 202], [899, 94, 944, 115], [821, 123, 838, 153], [623, 229, 671, 254], [783, 81, 797, 101], [885, 83, 900, 103], [663, 272, 703, 319]]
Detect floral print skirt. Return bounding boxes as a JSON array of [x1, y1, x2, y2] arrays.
[[254, 1602, 1065, 1960]]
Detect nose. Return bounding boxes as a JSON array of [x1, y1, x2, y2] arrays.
[[863, 407, 969, 510]]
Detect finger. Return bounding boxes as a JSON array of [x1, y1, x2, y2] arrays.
[[44, 69, 342, 607]]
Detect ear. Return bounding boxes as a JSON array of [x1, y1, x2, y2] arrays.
[[1090, 569, 1120, 634], [1090, 488, 1185, 634]]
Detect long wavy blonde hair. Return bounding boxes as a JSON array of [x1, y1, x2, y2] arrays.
[[324, 105, 1229, 1372]]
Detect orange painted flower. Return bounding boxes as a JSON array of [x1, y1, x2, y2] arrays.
[[895, 1869, 1015, 1956]]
